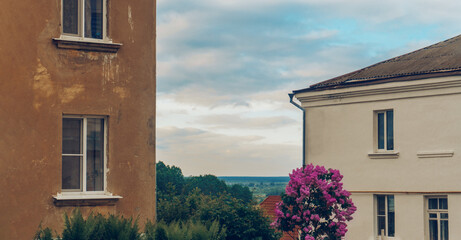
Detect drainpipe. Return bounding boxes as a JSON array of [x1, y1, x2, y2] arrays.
[[289, 93, 306, 168]]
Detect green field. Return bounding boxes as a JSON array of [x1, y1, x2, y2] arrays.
[[218, 176, 289, 203]]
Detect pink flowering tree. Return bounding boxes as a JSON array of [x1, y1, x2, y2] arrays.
[[271, 164, 356, 240]]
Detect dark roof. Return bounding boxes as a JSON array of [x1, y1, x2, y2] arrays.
[[294, 34, 461, 93]]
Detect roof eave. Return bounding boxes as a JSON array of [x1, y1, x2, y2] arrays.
[[292, 70, 461, 95]]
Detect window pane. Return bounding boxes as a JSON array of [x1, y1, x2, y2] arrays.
[[429, 213, 437, 219], [63, 118, 82, 154], [63, 0, 79, 34], [62, 156, 81, 189], [386, 110, 394, 150], [86, 118, 104, 191], [441, 220, 449, 240], [429, 198, 438, 209], [441, 213, 448, 219], [85, 0, 103, 39], [439, 198, 448, 209], [377, 216, 386, 236], [377, 195, 386, 215], [387, 195, 395, 236], [387, 195, 394, 212], [378, 113, 385, 149], [429, 220, 438, 240]]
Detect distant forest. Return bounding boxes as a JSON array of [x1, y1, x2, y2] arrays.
[[218, 176, 289, 203], [218, 176, 290, 183]]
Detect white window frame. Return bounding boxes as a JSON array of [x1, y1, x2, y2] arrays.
[[375, 195, 395, 238], [60, 0, 110, 43], [425, 196, 449, 240], [374, 109, 394, 152], [61, 115, 107, 195]]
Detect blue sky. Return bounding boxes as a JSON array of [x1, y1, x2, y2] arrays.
[[156, 0, 461, 176]]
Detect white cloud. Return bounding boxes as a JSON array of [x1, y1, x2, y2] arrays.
[[195, 114, 296, 130], [298, 29, 339, 41], [156, 0, 461, 176]]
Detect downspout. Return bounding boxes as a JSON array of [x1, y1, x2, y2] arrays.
[[289, 93, 306, 168]]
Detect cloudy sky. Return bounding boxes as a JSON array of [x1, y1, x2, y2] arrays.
[[156, 0, 461, 176]]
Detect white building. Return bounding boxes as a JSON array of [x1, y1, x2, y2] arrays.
[[291, 35, 461, 240]]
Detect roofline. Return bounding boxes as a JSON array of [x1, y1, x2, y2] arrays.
[[292, 69, 461, 94], [294, 34, 461, 94]]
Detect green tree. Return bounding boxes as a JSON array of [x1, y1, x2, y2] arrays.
[[155, 162, 278, 240], [157, 189, 205, 224], [194, 194, 279, 240], [184, 175, 228, 196], [228, 184, 253, 203], [156, 161, 185, 197]]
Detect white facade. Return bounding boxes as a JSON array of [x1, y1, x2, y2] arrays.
[[294, 75, 461, 240]]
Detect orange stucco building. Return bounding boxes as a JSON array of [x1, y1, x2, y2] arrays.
[[0, 0, 156, 239]]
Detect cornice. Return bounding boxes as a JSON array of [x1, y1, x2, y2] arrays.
[[295, 77, 461, 107]]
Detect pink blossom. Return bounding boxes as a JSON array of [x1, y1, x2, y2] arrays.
[[272, 164, 356, 239]]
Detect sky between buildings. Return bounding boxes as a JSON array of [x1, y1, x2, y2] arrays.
[[156, 0, 461, 176]]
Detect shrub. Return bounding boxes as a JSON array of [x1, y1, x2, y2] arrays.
[[35, 210, 226, 240], [143, 220, 156, 240], [36, 209, 140, 240], [152, 220, 226, 240], [34, 224, 53, 240]]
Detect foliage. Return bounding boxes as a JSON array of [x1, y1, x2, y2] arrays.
[[185, 175, 228, 197], [142, 219, 225, 240], [34, 224, 53, 240], [157, 188, 278, 240], [156, 161, 185, 198], [35, 209, 141, 240], [143, 220, 157, 240], [157, 161, 253, 203], [62, 209, 87, 240], [192, 193, 279, 240], [157, 189, 204, 224], [156, 161, 279, 240], [272, 164, 356, 240], [157, 220, 226, 240], [36, 211, 225, 240], [102, 214, 140, 240], [228, 184, 253, 203], [218, 176, 289, 203]]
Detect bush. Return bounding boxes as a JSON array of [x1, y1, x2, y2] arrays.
[[149, 220, 226, 240], [35, 209, 140, 240], [35, 210, 226, 240], [34, 224, 53, 240]]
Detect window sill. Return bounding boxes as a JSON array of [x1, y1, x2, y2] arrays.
[[53, 193, 122, 207], [52, 37, 122, 53], [368, 152, 399, 159]]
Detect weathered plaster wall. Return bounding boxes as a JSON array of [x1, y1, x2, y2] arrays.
[[0, 0, 156, 239]]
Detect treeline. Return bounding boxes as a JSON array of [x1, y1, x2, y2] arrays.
[[156, 161, 280, 240]]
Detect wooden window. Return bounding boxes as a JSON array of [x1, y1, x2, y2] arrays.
[[376, 195, 395, 237], [376, 110, 394, 151], [427, 197, 449, 240], [62, 0, 105, 40], [62, 116, 106, 192]]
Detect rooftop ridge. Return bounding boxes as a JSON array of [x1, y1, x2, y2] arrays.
[[302, 34, 461, 91]]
